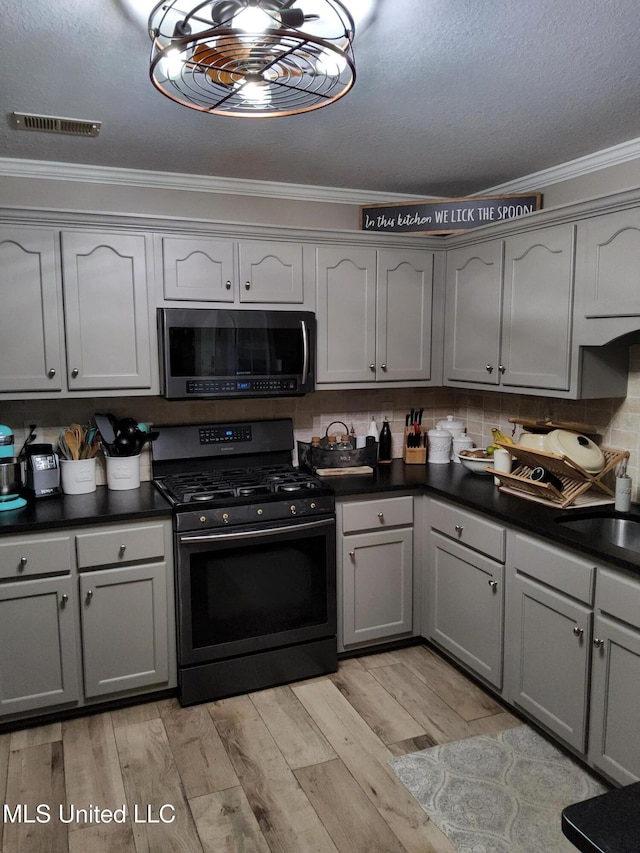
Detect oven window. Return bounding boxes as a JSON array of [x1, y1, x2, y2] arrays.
[[189, 536, 329, 648], [169, 326, 303, 377]]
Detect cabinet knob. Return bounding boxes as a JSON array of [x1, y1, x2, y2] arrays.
[[349, 550, 355, 561], [71, 368, 79, 378], [455, 524, 464, 535], [86, 589, 93, 603], [225, 281, 231, 290], [245, 281, 251, 290], [369, 363, 376, 371], [378, 512, 385, 522], [485, 364, 493, 373], [593, 637, 604, 648], [573, 625, 584, 638], [60, 594, 68, 607], [119, 543, 126, 557], [488, 580, 498, 591], [380, 363, 387, 371], [48, 368, 56, 378], [498, 364, 506, 374], [18, 556, 28, 572]]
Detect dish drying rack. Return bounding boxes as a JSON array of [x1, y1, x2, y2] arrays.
[[492, 443, 629, 509]]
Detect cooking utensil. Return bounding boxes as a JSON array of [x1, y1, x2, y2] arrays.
[[64, 428, 80, 461], [545, 429, 605, 473]]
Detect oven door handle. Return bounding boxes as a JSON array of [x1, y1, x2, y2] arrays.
[[301, 318, 310, 386], [179, 517, 334, 544]]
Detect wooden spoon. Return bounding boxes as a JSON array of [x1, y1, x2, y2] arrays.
[[64, 428, 79, 461]]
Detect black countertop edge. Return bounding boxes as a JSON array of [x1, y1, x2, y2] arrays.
[[329, 459, 640, 576], [0, 481, 172, 533], [2, 462, 640, 576], [561, 781, 640, 853]]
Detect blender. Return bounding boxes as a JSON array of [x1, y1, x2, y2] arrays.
[[0, 425, 27, 511]]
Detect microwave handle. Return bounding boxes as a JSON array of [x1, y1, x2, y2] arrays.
[[301, 318, 310, 385]]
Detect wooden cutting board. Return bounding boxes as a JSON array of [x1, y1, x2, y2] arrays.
[[508, 417, 600, 435], [316, 466, 374, 476]]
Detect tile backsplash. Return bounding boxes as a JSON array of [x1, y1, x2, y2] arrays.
[[2, 345, 639, 501]]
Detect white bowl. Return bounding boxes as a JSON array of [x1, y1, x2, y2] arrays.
[[456, 451, 495, 475]]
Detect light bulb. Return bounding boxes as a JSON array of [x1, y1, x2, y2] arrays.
[[236, 76, 271, 104], [316, 47, 347, 77], [233, 5, 272, 32], [161, 48, 185, 79]]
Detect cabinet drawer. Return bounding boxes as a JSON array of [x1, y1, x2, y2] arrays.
[[76, 523, 165, 569], [597, 567, 640, 630], [341, 496, 413, 533], [0, 534, 73, 579], [512, 532, 595, 604], [429, 499, 505, 562]]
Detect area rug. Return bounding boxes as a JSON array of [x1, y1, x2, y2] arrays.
[[389, 725, 608, 853]]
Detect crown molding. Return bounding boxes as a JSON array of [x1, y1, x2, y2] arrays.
[[481, 136, 640, 195], [0, 157, 429, 205]]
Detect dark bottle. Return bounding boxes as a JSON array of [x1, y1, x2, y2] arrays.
[[378, 417, 392, 463]]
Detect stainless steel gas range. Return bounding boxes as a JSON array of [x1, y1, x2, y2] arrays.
[[152, 418, 337, 706]]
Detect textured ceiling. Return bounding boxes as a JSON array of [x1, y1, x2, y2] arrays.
[[2, 0, 640, 197]]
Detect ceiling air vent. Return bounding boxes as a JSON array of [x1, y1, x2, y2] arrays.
[[11, 112, 101, 137]]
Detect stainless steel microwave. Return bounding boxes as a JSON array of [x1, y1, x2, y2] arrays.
[[158, 307, 315, 400]]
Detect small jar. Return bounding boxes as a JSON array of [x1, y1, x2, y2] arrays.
[[427, 429, 453, 464], [337, 434, 353, 450], [452, 435, 474, 461]]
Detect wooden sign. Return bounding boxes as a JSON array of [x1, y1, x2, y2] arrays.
[[360, 193, 542, 235]]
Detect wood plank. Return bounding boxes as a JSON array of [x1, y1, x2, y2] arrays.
[[3, 741, 68, 853], [293, 679, 454, 853], [387, 733, 437, 757], [68, 824, 136, 853], [62, 712, 127, 832], [367, 662, 474, 744], [249, 685, 336, 770], [159, 699, 238, 798], [295, 758, 408, 853], [189, 787, 271, 853], [468, 709, 523, 735], [395, 644, 504, 720], [9, 721, 62, 750], [330, 661, 426, 744], [357, 651, 403, 670], [113, 718, 203, 853], [0, 732, 9, 853], [208, 694, 338, 853], [110, 701, 160, 728]]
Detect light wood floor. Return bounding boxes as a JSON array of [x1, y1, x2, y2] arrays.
[[0, 644, 522, 853]]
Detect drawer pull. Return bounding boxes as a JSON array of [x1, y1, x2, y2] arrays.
[[485, 364, 493, 373], [369, 363, 375, 371], [60, 594, 68, 607], [488, 580, 498, 591], [86, 589, 94, 603], [245, 281, 251, 290], [593, 637, 604, 648], [349, 550, 355, 561], [573, 626, 584, 638], [48, 367, 56, 378], [71, 368, 79, 378], [18, 556, 28, 571], [380, 363, 387, 371], [454, 524, 464, 535], [119, 544, 126, 557], [225, 281, 231, 290], [378, 512, 384, 522]]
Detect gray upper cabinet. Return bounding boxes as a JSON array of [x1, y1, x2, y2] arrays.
[[61, 231, 153, 391], [316, 246, 435, 385], [445, 225, 575, 392], [0, 228, 64, 392], [160, 234, 304, 304]]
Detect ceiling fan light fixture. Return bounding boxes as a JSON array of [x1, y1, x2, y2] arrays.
[[148, 0, 356, 118]]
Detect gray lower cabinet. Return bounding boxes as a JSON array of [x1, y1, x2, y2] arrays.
[[426, 499, 506, 689], [505, 532, 595, 754], [588, 568, 640, 784], [339, 495, 414, 649], [0, 575, 78, 715]]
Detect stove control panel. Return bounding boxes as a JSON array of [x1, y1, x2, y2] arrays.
[[199, 424, 252, 444]]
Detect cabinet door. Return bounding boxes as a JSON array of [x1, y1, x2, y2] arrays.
[[589, 614, 640, 785], [342, 527, 412, 646], [79, 563, 169, 697], [316, 246, 377, 383], [510, 574, 591, 752], [0, 228, 64, 392], [0, 576, 78, 715], [444, 240, 503, 384], [376, 250, 434, 382], [578, 209, 640, 319], [501, 224, 574, 390], [61, 231, 153, 390], [238, 241, 303, 303], [161, 235, 235, 301], [428, 532, 504, 688]]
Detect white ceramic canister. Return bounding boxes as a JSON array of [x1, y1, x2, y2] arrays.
[[106, 454, 141, 490], [427, 429, 453, 464], [436, 415, 466, 459], [60, 457, 97, 495], [452, 434, 474, 461]]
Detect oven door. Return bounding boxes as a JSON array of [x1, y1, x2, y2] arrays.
[[176, 516, 336, 666]]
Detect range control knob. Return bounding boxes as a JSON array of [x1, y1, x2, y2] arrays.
[[290, 505, 297, 514], [257, 508, 263, 516], [222, 513, 229, 524]]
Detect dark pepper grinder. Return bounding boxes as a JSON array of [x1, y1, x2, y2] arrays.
[[378, 417, 392, 463]]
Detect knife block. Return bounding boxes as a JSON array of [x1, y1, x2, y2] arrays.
[[402, 427, 427, 464]]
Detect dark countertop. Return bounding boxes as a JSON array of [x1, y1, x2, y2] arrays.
[[1, 462, 639, 575], [0, 481, 172, 534], [330, 459, 640, 576], [562, 782, 640, 853]]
